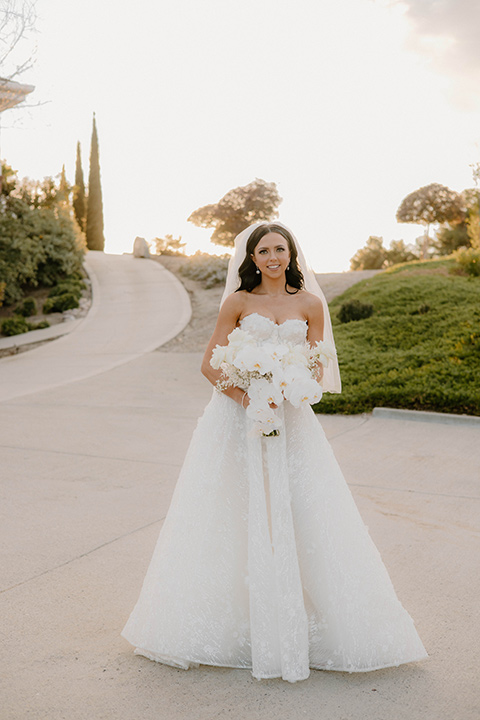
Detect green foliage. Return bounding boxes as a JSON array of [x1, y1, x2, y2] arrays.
[[1, 316, 30, 336], [350, 236, 385, 270], [188, 178, 282, 247], [0, 165, 85, 304], [454, 247, 480, 277], [43, 293, 79, 313], [48, 280, 85, 298], [337, 299, 374, 323], [434, 222, 470, 255], [85, 114, 105, 251], [350, 236, 419, 270], [313, 260, 480, 416], [179, 253, 229, 288], [73, 141, 86, 231], [31, 320, 50, 330], [396, 183, 465, 227], [16, 297, 37, 316]]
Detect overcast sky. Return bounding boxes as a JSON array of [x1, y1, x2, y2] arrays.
[[3, 0, 480, 271]]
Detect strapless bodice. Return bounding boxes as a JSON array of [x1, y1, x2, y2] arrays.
[[239, 312, 307, 345]]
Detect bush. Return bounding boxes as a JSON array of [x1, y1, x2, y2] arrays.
[[0, 193, 85, 304], [337, 299, 374, 323], [1, 316, 30, 336], [16, 297, 37, 317], [179, 253, 229, 288], [48, 281, 85, 299], [455, 247, 480, 277], [30, 320, 50, 330], [43, 293, 79, 313], [313, 260, 480, 416]]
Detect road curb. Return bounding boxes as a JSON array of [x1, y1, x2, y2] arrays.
[[372, 407, 480, 427]]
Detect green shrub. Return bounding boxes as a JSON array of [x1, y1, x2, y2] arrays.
[[16, 297, 37, 317], [313, 259, 480, 416], [43, 293, 79, 313], [1, 316, 30, 336], [337, 299, 374, 323], [0, 193, 85, 304], [30, 320, 50, 330], [48, 281, 85, 299], [455, 247, 480, 277]]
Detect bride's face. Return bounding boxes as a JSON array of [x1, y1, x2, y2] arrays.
[[251, 232, 291, 279]]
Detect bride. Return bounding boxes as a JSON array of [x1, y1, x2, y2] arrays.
[[121, 221, 428, 683]]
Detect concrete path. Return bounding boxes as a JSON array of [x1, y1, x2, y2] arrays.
[[0, 258, 479, 720], [0, 252, 191, 402]]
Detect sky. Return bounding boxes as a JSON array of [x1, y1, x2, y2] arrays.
[[2, 0, 480, 272]]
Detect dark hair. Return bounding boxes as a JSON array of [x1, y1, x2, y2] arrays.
[[235, 223, 304, 294]]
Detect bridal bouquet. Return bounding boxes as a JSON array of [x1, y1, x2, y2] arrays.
[[210, 327, 336, 437]]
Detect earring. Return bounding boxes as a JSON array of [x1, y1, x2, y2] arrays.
[[287, 264, 290, 270], [255, 267, 260, 274]]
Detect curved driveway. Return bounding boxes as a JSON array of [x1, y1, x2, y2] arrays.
[[0, 252, 191, 402]]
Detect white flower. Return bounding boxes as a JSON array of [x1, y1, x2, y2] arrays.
[[210, 344, 228, 370], [247, 377, 284, 407], [227, 327, 255, 348], [282, 344, 309, 369], [310, 339, 336, 367], [233, 345, 276, 374], [284, 377, 323, 407]]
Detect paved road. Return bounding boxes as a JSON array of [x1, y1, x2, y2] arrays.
[[0, 255, 479, 720]]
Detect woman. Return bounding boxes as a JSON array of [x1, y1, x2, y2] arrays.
[[121, 222, 428, 683]]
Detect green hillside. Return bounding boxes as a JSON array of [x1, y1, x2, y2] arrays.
[[314, 259, 480, 416]]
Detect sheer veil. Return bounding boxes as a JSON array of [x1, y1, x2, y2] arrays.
[[220, 221, 342, 393]]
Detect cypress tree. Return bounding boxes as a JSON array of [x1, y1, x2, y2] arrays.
[[86, 114, 105, 251], [57, 164, 69, 204], [73, 142, 86, 230]]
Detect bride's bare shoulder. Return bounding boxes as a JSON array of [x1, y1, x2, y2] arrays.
[[218, 291, 247, 322], [299, 290, 324, 317]]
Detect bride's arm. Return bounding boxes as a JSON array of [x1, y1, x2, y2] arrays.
[[201, 293, 248, 406], [305, 294, 325, 383]]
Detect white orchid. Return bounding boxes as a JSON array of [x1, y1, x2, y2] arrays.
[[309, 339, 337, 368], [210, 325, 327, 436], [233, 345, 276, 374], [284, 377, 323, 408], [210, 344, 228, 370], [247, 377, 284, 408]]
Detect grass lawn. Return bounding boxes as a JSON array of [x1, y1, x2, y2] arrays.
[[314, 259, 480, 416]]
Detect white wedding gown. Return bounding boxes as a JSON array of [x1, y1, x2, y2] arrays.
[[122, 313, 428, 682]]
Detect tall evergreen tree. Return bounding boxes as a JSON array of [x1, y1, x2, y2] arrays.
[[86, 114, 105, 251], [73, 141, 86, 231], [57, 164, 70, 204]]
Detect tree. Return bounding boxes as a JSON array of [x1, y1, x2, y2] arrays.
[[152, 234, 186, 255], [85, 114, 105, 251], [188, 178, 282, 247], [385, 239, 419, 266], [57, 164, 70, 204], [350, 236, 386, 270], [73, 141, 86, 231], [0, 0, 36, 83], [434, 222, 470, 255], [396, 183, 465, 259], [466, 164, 480, 250]]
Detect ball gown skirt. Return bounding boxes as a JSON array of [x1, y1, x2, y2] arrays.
[[121, 314, 428, 683]]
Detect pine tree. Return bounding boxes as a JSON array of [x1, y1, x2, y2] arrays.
[[86, 114, 105, 251], [73, 142, 86, 231]]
